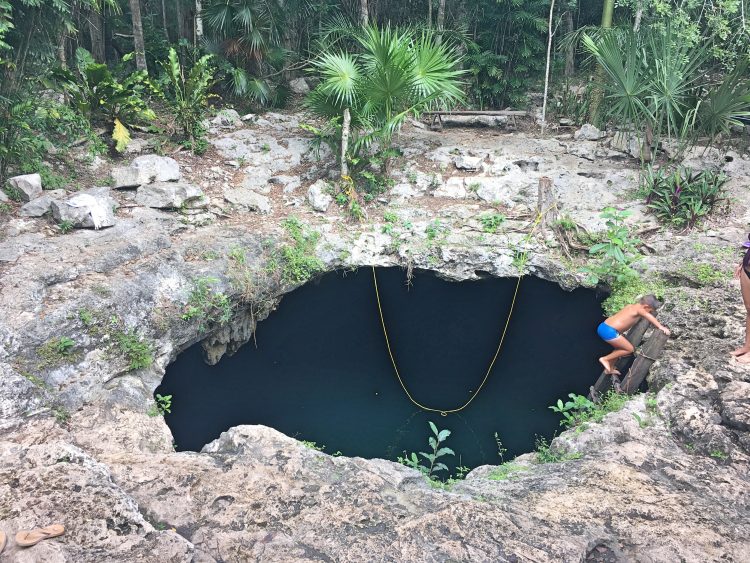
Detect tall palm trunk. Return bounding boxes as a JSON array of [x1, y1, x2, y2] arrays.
[[587, 0, 614, 123], [161, 0, 171, 41], [360, 0, 368, 25], [436, 0, 446, 43], [341, 108, 351, 178], [564, 8, 575, 76], [195, 0, 203, 44], [129, 0, 148, 72]]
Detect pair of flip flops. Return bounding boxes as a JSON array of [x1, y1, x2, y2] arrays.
[[0, 525, 65, 553]]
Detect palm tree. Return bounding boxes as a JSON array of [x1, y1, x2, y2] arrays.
[[128, 0, 148, 72], [306, 25, 465, 178]]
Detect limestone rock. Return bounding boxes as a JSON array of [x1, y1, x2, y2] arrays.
[[136, 182, 204, 209], [720, 381, 750, 431], [434, 177, 467, 198], [307, 179, 333, 212], [0, 190, 8, 203], [473, 177, 515, 206], [8, 173, 42, 202], [50, 186, 117, 229], [132, 155, 181, 184], [390, 183, 418, 200], [223, 187, 271, 214], [289, 77, 310, 94], [574, 123, 605, 141], [211, 109, 242, 128], [19, 194, 54, 217], [111, 166, 142, 188], [454, 154, 483, 171]]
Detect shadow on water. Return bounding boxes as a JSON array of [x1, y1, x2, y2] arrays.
[[158, 267, 609, 469]]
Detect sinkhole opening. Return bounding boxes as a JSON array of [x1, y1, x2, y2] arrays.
[[157, 267, 610, 470]]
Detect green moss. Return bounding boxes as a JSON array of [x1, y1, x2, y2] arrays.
[[679, 262, 732, 286], [37, 337, 78, 368], [602, 276, 665, 316], [488, 462, 529, 481]]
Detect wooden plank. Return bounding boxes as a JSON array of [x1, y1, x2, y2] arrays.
[[588, 318, 650, 401], [620, 329, 669, 394], [424, 110, 529, 116]]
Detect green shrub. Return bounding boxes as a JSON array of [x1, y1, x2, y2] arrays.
[[582, 207, 642, 287], [643, 166, 727, 228], [274, 217, 324, 285], [182, 277, 233, 332], [398, 421, 455, 480], [115, 329, 153, 371], [480, 213, 506, 234]]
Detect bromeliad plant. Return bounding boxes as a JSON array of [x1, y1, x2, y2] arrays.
[[642, 166, 728, 229]]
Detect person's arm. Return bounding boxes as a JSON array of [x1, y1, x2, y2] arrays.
[[640, 309, 671, 336]]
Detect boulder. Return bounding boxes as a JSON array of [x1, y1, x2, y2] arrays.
[[223, 187, 272, 214], [50, 186, 117, 229], [211, 109, 242, 128], [0, 190, 9, 203], [454, 155, 483, 171], [307, 180, 333, 212], [8, 173, 42, 202], [574, 124, 605, 141], [434, 177, 467, 199], [111, 166, 142, 189], [289, 77, 310, 95], [390, 183, 419, 200], [131, 155, 181, 184], [19, 195, 54, 217], [474, 177, 515, 207], [135, 182, 204, 209]]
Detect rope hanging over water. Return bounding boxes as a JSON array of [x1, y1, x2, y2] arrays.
[[372, 266, 522, 416], [371, 206, 554, 416]]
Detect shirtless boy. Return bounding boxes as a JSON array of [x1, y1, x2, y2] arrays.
[[597, 295, 671, 375]]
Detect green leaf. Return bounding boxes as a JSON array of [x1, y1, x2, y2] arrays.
[[428, 421, 439, 436], [437, 429, 451, 442], [112, 118, 130, 153]]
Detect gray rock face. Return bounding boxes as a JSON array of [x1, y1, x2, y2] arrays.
[[135, 182, 204, 209], [19, 194, 54, 217], [307, 179, 333, 212], [132, 155, 181, 184], [0, 190, 9, 203], [211, 109, 242, 129], [289, 77, 310, 94], [223, 186, 271, 214], [574, 123, 605, 141], [50, 186, 117, 229], [8, 173, 42, 202]]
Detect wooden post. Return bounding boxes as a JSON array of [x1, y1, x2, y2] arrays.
[[588, 317, 650, 400], [620, 329, 669, 394]]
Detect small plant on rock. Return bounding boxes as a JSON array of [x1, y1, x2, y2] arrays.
[[398, 421, 455, 480], [115, 329, 153, 371], [148, 393, 172, 417], [182, 277, 233, 332], [582, 207, 642, 286], [480, 213, 506, 234]]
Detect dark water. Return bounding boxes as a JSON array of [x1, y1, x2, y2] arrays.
[[158, 268, 608, 469]]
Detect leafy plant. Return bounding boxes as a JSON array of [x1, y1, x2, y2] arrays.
[[38, 336, 77, 367], [642, 166, 728, 229], [549, 391, 630, 430], [160, 47, 217, 153], [273, 217, 324, 284], [58, 220, 75, 234], [398, 421, 455, 480], [534, 435, 582, 464], [48, 48, 155, 152], [115, 329, 153, 371], [582, 207, 642, 286], [480, 213, 506, 234], [182, 277, 233, 332], [148, 393, 172, 417]]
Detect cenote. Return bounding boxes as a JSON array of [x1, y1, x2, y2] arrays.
[[158, 268, 609, 470]]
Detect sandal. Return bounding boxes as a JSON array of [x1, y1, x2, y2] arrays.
[[15, 524, 65, 547], [0, 530, 6, 554]]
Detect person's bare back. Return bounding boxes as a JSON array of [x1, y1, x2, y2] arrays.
[[605, 304, 651, 333]]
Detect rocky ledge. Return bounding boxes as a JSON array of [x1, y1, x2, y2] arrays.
[[1, 113, 749, 561]]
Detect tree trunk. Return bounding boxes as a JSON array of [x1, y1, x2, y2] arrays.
[[541, 0, 556, 134], [129, 0, 148, 72], [633, 0, 643, 32], [564, 9, 575, 76], [437, 0, 446, 33], [340, 108, 351, 178], [360, 0, 368, 25], [162, 0, 171, 42], [58, 28, 67, 66], [195, 0, 203, 44], [428, 0, 432, 27], [587, 0, 614, 124], [89, 9, 106, 63]]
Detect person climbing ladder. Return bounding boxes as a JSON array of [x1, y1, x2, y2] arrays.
[[597, 295, 671, 382]]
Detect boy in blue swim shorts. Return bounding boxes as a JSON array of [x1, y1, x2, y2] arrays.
[[597, 295, 670, 375]]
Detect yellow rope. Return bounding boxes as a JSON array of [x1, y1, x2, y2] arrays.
[[372, 208, 551, 416], [372, 267, 521, 416]]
